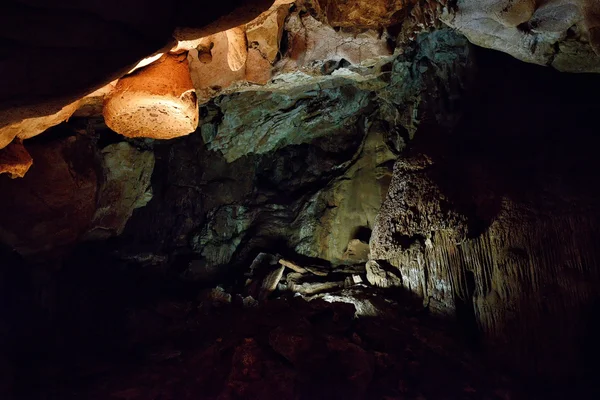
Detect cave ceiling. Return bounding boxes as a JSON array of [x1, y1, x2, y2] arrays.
[[0, 0, 599, 178]]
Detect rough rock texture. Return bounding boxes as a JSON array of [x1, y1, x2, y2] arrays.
[[0, 29, 466, 277], [279, 11, 393, 73], [315, 0, 419, 28], [0, 101, 80, 150], [113, 30, 469, 276], [0, 141, 33, 179], [0, 135, 98, 259], [85, 142, 155, 240], [293, 127, 396, 263], [3, 0, 600, 160], [0, 284, 523, 399], [0, 0, 273, 125], [204, 80, 372, 162], [369, 47, 600, 378], [442, 0, 600, 72], [103, 55, 199, 139], [0, 128, 157, 258]]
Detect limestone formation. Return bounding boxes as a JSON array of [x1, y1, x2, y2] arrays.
[[315, 0, 419, 28], [442, 0, 600, 71], [0, 136, 97, 259], [0, 100, 80, 150], [279, 259, 308, 273], [246, 4, 289, 63], [0, 141, 33, 179], [367, 47, 600, 377], [103, 54, 199, 139], [225, 27, 249, 72], [259, 265, 286, 299], [85, 142, 155, 240], [342, 239, 370, 262]]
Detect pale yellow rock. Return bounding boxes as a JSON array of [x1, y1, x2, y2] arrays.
[[246, 5, 289, 63], [342, 239, 370, 262], [172, 0, 273, 52], [0, 100, 81, 149], [279, 259, 308, 273], [188, 32, 247, 101], [226, 27, 248, 71]]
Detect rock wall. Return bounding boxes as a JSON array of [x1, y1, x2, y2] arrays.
[[368, 46, 600, 378], [0, 129, 155, 260], [0, 29, 473, 273]]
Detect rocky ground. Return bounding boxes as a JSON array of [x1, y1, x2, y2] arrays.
[[8, 284, 518, 400], [2, 246, 591, 400]]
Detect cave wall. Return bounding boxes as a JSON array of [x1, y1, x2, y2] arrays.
[[368, 46, 600, 378]]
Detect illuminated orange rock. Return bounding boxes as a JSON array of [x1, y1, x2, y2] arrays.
[[0, 100, 80, 150], [103, 54, 199, 139], [0, 141, 33, 179], [188, 32, 247, 101], [226, 27, 249, 72]]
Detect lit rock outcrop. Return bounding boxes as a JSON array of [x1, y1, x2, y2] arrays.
[[0, 100, 80, 150], [0, 0, 274, 150], [442, 0, 600, 72], [85, 142, 155, 240], [103, 54, 199, 139], [0, 141, 33, 179]]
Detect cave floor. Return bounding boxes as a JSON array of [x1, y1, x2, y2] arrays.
[[7, 286, 587, 400]]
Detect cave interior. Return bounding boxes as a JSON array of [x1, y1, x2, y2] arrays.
[[1, 1, 600, 399]]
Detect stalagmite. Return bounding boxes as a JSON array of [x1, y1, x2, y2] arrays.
[[103, 54, 199, 139]]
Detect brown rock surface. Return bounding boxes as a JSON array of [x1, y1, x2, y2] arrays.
[[246, 4, 289, 63], [103, 54, 199, 139], [0, 141, 33, 179], [315, 0, 419, 28], [0, 135, 97, 259]]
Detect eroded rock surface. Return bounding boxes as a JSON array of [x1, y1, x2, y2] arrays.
[[368, 48, 600, 377], [85, 142, 155, 240], [442, 0, 600, 72], [103, 55, 199, 139], [0, 141, 33, 179], [0, 135, 98, 258]]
